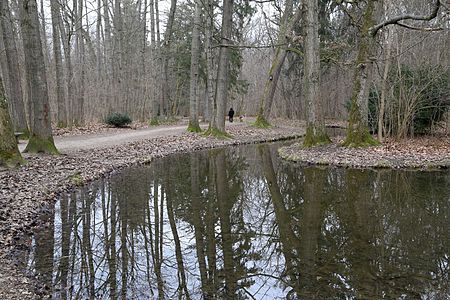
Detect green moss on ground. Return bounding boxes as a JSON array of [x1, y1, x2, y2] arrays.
[[253, 115, 271, 128], [68, 172, 84, 186], [149, 118, 160, 126], [23, 135, 59, 154]]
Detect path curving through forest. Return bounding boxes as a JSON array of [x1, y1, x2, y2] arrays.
[[18, 124, 210, 153]]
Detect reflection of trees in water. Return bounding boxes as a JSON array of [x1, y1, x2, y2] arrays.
[[30, 145, 449, 299]]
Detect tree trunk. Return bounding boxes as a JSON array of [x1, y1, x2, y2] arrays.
[[187, 0, 201, 132], [343, 0, 379, 147], [161, 0, 177, 119], [19, 0, 58, 154], [302, 0, 330, 147], [50, 0, 67, 128], [0, 75, 23, 167], [59, 0, 74, 127], [149, 0, 159, 124], [0, 0, 28, 135], [75, 0, 85, 125], [209, 0, 234, 134], [204, 0, 215, 124], [254, 0, 301, 127]]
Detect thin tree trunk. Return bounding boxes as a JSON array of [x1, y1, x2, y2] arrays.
[[149, 0, 158, 123], [75, 0, 85, 125], [187, 0, 201, 132], [96, 0, 102, 79], [254, 0, 301, 127], [19, 0, 58, 154], [50, 0, 67, 127], [378, 15, 393, 142], [0, 0, 28, 134], [59, 0, 74, 127]]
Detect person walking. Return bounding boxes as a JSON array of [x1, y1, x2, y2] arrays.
[[228, 108, 235, 122]]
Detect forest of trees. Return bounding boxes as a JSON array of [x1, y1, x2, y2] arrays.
[[0, 0, 449, 165]]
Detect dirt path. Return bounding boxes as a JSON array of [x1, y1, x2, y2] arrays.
[[18, 124, 209, 153]]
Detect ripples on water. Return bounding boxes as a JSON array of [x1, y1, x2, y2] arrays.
[[28, 143, 450, 299]]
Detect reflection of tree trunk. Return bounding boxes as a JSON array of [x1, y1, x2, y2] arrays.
[[342, 170, 379, 299], [190, 155, 210, 297], [297, 168, 325, 298], [144, 182, 156, 296], [109, 187, 118, 299], [58, 194, 70, 300], [81, 190, 95, 299], [120, 203, 128, 299], [166, 173, 191, 299], [206, 157, 217, 295], [34, 203, 55, 291], [259, 145, 300, 294], [215, 151, 237, 298], [153, 180, 165, 299]]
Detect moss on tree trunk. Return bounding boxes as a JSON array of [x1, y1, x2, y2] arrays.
[[0, 77, 24, 168], [187, 121, 202, 133], [253, 114, 271, 128], [203, 125, 231, 139], [343, 0, 380, 148], [24, 134, 59, 154], [303, 125, 331, 148]]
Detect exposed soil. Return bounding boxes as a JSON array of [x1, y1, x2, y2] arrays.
[[1, 121, 449, 299]]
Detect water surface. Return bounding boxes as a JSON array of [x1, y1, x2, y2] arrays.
[[28, 143, 450, 299]]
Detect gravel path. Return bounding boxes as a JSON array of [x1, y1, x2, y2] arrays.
[[18, 124, 210, 153]]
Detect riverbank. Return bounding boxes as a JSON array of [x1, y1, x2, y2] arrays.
[[0, 123, 304, 299], [1, 122, 449, 299], [279, 135, 450, 169]]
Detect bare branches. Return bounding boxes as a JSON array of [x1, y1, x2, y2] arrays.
[[370, 0, 442, 36]]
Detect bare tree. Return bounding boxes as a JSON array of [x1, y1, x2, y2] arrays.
[[343, 0, 442, 147], [50, 0, 67, 127], [19, 0, 58, 154], [206, 0, 234, 135], [254, 0, 301, 127], [0, 0, 28, 135], [187, 0, 202, 132]]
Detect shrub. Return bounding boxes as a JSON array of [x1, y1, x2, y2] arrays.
[[105, 112, 132, 127]]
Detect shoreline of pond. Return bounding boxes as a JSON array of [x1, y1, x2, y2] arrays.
[[279, 136, 450, 170], [0, 124, 304, 299], [1, 123, 449, 299]]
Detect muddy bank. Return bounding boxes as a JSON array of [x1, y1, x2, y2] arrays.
[[0, 124, 303, 299]]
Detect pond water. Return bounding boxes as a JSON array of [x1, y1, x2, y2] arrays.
[[28, 143, 449, 299]]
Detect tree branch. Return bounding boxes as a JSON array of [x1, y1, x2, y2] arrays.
[[370, 0, 441, 36], [396, 22, 443, 31]]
